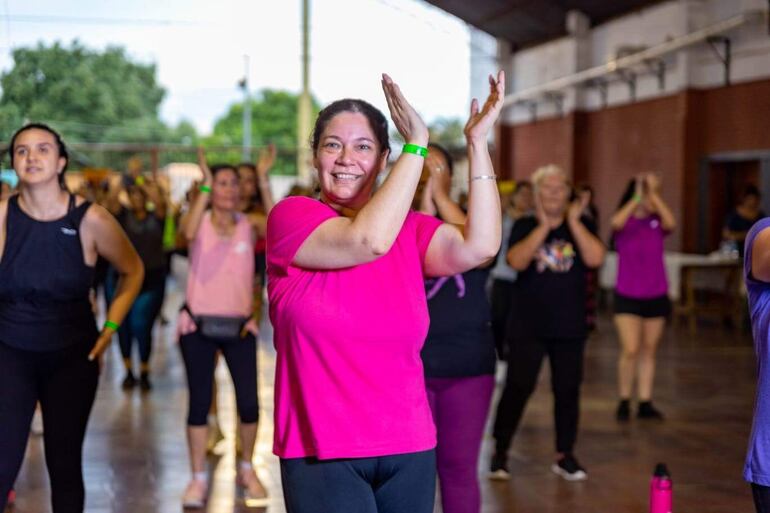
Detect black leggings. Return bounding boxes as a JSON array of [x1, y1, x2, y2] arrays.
[[492, 337, 586, 455], [179, 331, 258, 426], [754, 483, 770, 513], [281, 449, 436, 513], [0, 340, 99, 513]]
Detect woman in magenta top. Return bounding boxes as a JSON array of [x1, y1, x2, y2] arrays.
[[611, 173, 676, 422], [266, 72, 505, 513]]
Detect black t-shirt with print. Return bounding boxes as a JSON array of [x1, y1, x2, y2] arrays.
[[507, 215, 598, 340], [421, 267, 497, 378]]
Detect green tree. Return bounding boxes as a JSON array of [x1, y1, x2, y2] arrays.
[[0, 40, 201, 169], [203, 89, 320, 175], [0, 40, 166, 143]]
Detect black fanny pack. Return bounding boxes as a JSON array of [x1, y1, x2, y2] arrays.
[[182, 304, 248, 339]]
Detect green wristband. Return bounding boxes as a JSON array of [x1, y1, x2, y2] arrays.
[[402, 143, 428, 158], [104, 320, 120, 331], [199, 185, 212, 193], [632, 193, 642, 203]]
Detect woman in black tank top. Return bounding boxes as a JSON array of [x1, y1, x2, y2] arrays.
[[0, 123, 144, 513]]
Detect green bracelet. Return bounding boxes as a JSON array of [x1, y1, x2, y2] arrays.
[[632, 193, 642, 203], [402, 143, 428, 158], [199, 185, 212, 193], [104, 320, 120, 331]]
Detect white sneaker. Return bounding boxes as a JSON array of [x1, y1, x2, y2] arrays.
[[182, 479, 208, 509]]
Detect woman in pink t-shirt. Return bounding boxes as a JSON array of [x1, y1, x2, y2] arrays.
[[611, 173, 676, 422], [176, 150, 267, 508], [267, 72, 505, 513]]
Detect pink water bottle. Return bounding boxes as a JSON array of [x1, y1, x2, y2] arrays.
[[650, 463, 672, 513]]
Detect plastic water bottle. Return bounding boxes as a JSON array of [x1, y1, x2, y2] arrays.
[[650, 463, 672, 513]]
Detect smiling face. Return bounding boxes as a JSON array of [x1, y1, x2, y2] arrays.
[[11, 128, 66, 188], [314, 111, 387, 210]]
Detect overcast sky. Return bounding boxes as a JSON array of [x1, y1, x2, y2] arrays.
[[0, 0, 473, 135]]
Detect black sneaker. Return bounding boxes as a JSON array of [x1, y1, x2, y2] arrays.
[[139, 372, 152, 391], [616, 399, 631, 422], [121, 371, 137, 390], [638, 401, 664, 420], [488, 452, 511, 481], [551, 454, 587, 481]]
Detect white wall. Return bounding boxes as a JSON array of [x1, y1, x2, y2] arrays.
[[495, 0, 770, 125]]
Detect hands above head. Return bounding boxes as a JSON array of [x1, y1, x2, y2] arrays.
[[634, 174, 645, 201], [381, 74, 429, 147], [645, 172, 661, 194], [197, 147, 213, 185], [256, 143, 277, 178], [464, 70, 506, 143]]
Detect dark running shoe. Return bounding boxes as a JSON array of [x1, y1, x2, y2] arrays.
[[638, 401, 664, 420], [616, 399, 631, 422], [139, 372, 152, 391], [121, 371, 137, 390], [551, 454, 587, 481], [488, 452, 511, 481]]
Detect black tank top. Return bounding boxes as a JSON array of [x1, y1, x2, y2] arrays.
[[0, 194, 97, 351]]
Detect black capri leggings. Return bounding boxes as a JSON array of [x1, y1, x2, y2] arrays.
[[179, 331, 258, 426], [0, 339, 99, 513]]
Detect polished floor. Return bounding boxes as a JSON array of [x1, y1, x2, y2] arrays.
[[8, 272, 759, 512]]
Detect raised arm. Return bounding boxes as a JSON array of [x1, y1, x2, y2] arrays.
[[645, 173, 676, 232], [291, 74, 429, 269], [424, 71, 505, 277], [179, 147, 212, 243], [611, 176, 643, 231], [427, 152, 466, 225], [256, 143, 277, 213], [142, 179, 167, 220]]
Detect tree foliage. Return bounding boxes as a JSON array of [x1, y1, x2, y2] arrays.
[[0, 40, 173, 143], [203, 90, 320, 175]]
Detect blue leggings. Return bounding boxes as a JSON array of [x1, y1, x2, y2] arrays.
[[280, 449, 436, 513], [105, 273, 165, 364]]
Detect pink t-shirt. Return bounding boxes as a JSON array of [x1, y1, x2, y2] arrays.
[[267, 196, 442, 459], [178, 211, 256, 336]]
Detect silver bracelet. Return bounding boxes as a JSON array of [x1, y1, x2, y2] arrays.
[[470, 175, 497, 182]]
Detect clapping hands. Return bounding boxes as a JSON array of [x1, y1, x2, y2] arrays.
[[464, 70, 505, 142], [381, 74, 429, 147]]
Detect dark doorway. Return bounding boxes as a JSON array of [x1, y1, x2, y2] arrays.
[[698, 151, 770, 254], [706, 160, 760, 252]]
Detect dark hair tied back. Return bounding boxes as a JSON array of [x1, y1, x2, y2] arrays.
[[311, 99, 390, 155], [9, 123, 69, 189]]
